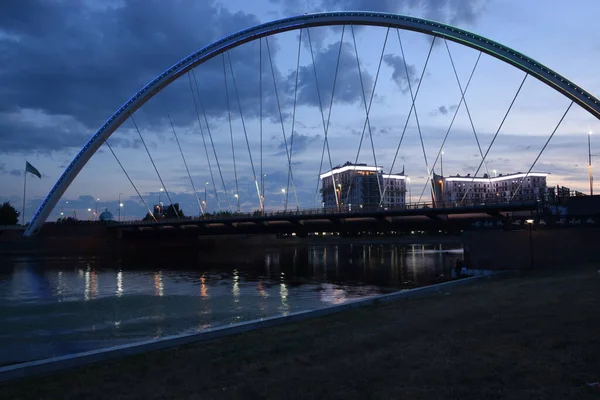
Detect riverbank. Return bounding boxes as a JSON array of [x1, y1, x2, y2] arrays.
[[2, 266, 599, 399]]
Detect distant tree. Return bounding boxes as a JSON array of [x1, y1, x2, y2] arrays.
[[143, 212, 154, 221], [57, 216, 78, 225], [0, 202, 19, 225], [164, 203, 184, 219]]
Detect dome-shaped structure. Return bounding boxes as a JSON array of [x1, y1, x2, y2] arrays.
[[99, 209, 114, 221]]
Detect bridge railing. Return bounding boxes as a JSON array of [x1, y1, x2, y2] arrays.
[[111, 198, 541, 226]]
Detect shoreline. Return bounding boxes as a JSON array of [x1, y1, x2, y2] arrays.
[[1, 266, 598, 398]]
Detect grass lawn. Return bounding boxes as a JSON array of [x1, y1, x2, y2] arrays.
[[2, 267, 600, 399]]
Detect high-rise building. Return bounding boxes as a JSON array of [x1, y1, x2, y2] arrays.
[[320, 162, 407, 209], [431, 172, 550, 204]]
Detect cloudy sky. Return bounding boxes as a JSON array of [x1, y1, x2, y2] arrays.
[[1, 0, 599, 221]]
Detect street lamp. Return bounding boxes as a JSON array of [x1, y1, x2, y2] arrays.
[[204, 182, 209, 212], [234, 193, 240, 212], [281, 188, 286, 210], [118, 193, 123, 222], [440, 150, 444, 177], [588, 130, 593, 196], [158, 188, 164, 205], [525, 219, 534, 269], [95, 198, 100, 216]]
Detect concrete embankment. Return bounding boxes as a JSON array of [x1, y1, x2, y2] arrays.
[[0, 222, 462, 257], [464, 228, 600, 270]]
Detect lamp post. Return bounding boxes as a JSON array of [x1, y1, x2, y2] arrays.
[[95, 198, 100, 217], [158, 188, 164, 205], [234, 193, 240, 212], [204, 182, 209, 212], [440, 150, 444, 178], [525, 219, 534, 269], [588, 130, 593, 196], [118, 192, 123, 222], [281, 188, 286, 210]]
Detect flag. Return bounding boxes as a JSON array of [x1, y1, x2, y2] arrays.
[[25, 161, 41, 179]]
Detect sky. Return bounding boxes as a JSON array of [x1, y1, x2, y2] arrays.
[[1, 0, 600, 221]]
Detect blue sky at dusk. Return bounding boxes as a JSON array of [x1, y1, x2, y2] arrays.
[[1, 0, 599, 221]]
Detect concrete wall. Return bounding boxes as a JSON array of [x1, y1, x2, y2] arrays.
[[463, 227, 600, 270]]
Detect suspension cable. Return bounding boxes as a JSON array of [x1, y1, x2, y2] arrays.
[[265, 36, 299, 211], [446, 40, 491, 180], [130, 114, 180, 218], [510, 101, 573, 202], [222, 53, 239, 212], [259, 38, 264, 212], [416, 49, 483, 204], [191, 69, 232, 211], [286, 28, 303, 210], [307, 28, 330, 207], [308, 26, 345, 208], [226, 51, 263, 210], [188, 71, 220, 211], [105, 140, 156, 221], [381, 31, 436, 206], [459, 73, 529, 204], [345, 25, 386, 205], [165, 106, 204, 216]]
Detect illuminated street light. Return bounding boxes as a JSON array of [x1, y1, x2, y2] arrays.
[[118, 193, 123, 222], [204, 182, 209, 212], [158, 188, 164, 205]]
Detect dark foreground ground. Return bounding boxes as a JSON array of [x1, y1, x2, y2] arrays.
[[2, 267, 600, 399]]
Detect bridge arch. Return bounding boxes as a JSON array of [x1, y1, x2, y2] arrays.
[[25, 11, 600, 236]]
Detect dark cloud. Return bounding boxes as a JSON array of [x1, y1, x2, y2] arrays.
[[383, 54, 418, 93], [277, 132, 321, 155], [0, 163, 20, 176], [430, 104, 458, 116], [271, 0, 488, 26], [294, 41, 374, 107], [0, 0, 277, 153]]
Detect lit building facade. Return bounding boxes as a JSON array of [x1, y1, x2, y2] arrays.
[[320, 162, 407, 209], [431, 172, 550, 204]]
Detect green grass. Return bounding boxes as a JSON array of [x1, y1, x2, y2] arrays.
[[3, 267, 600, 399]]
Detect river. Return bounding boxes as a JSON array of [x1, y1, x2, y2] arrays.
[[0, 242, 463, 366]]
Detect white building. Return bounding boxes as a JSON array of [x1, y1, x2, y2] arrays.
[[432, 172, 550, 204], [320, 162, 407, 209]]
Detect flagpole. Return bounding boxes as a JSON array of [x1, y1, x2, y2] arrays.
[[22, 169, 27, 226]]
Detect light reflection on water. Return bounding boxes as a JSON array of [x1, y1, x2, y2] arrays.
[[0, 243, 462, 366]]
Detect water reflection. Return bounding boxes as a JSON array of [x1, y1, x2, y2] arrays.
[[279, 272, 289, 315], [0, 242, 462, 365], [116, 271, 123, 297], [200, 274, 208, 298], [153, 271, 163, 297]]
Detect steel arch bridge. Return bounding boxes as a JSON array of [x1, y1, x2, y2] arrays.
[[24, 11, 600, 236]]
